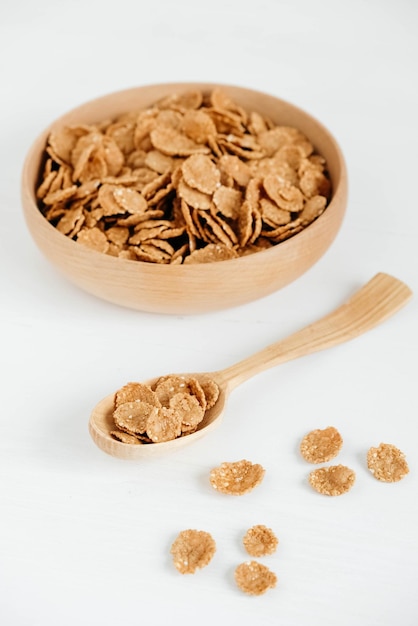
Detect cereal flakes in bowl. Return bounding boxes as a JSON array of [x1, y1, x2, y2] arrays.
[[21, 83, 348, 314]]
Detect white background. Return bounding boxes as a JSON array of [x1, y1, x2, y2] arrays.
[[1, 1, 418, 624]]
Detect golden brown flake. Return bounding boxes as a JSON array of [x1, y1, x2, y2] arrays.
[[260, 198, 291, 227], [213, 186, 242, 219], [157, 89, 203, 112], [48, 126, 90, 164], [243, 525, 278, 557], [170, 529, 216, 574], [114, 382, 160, 408], [146, 406, 182, 442], [55, 205, 84, 235], [43, 185, 78, 206], [113, 400, 158, 436], [110, 430, 144, 445], [299, 167, 331, 199], [150, 126, 209, 157], [219, 154, 251, 188], [76, 227, 109, 253], [299, 195, 327, 226], [210, 460, 265, 495], [300, 426, 343, 464], [144, 149, 174, 174], [309, 465, 356, 496], [263, 176, 304, 212], [234, 561, 277, 596], [181, 109, 217, 144], [181, 154, 221, 195], [153, 375, 195, 407], [169, 392, 205, 432], [367, 443, 409, 482], [199, 378, 220, 410], [177, 177, 212, 210], [183, 244, 239, 264], [106, 225, 130, 246]]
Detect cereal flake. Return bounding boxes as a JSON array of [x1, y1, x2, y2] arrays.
[[170, 529, 216, 574], [234, 561, 277, 596], [300, 426, 343, 464], [367, 443, 409, 482], [243, 525, 278, 557], [210, 460, 265, 495], [309, 465, 356, 496]]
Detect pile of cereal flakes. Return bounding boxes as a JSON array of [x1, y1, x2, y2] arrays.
[[110, 376, 219, 444], [36, 88, 331, 264]]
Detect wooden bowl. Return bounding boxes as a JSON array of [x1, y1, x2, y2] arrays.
[[21, 83, 348, 314]]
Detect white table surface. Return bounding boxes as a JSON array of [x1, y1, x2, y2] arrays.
[[1, 1, 417, 624]]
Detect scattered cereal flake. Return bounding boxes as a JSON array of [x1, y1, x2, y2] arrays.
[[234, 561, 277, 596], [113, 401, 158, 436], [210, 460, 265, 495], [300, 426, 343, 464], [170, 529, 216, 574], [309, 465, 356, 496], [243, 525, 278, 557], [367, 443, 409, 482]]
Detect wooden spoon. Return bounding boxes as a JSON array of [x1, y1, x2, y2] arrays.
[[89, 273, 412, 459]]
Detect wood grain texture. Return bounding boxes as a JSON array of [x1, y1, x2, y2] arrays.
[[21, 83, 348, 314], [89, 273, 412, 459]]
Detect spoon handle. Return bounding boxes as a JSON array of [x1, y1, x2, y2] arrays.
[[217, 273, 412, 390]]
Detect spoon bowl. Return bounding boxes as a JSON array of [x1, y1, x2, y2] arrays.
[[89, 374, 229, 458], [89, 273, 412, 459]]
